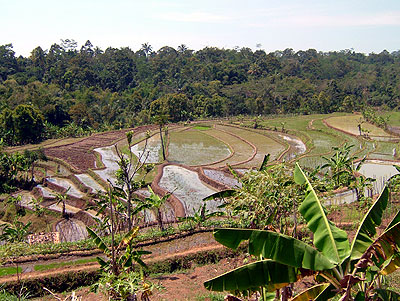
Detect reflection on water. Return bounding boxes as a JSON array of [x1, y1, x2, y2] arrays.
[[168, 142, 231, 166], [324, 160, 400, 205], [131, 135, 162, 163], [168, 130, 231, 166], [324, 190, 357, 206], [47, 177, 84, 198], [359, 161, 400, 193], [279, 134, 306, 161], [94, 146, 120, 185], [159, 165, 219, 215], [76, 174, 106, 193]]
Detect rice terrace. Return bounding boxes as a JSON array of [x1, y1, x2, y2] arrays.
[[2, 110, 400, 300]]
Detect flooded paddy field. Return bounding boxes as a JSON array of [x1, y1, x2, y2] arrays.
[[216, 125, 285, 166], [6, 114, 400, 244], [159, 165, 219, 215], [206, 126, 254, 167], [75, 173, 106, 193], [131, 134, 163, 164], [203, 168, 241, 188], [93, 146, 120, 185], [46, 177, 85, 198], [167, 128, 231, 166]]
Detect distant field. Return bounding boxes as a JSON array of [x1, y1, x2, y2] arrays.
[[168, 129, 231, 166], [325, 115, 392, 137], [207, 126, 254, 167], [378, 111, 400, 127], [215, 125, 285, 167]]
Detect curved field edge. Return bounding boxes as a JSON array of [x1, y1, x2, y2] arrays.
[[0, 243, 246, 298]]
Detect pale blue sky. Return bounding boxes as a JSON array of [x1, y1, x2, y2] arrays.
[[1, 0, 400, 56]]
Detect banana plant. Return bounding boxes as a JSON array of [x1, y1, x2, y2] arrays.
[[204, 163, 400, 300], [87, 226, 151, 276]]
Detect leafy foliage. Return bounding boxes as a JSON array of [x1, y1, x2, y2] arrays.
[[2, 42, 400, 145], [204, 163, 400, 300]]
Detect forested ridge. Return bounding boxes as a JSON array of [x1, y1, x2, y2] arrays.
[[1, 40, 399, 145]]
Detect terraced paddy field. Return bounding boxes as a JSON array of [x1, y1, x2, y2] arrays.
[[158, 165, 219, 215], [378, 111, 400, 126], [325, 115, 393, 138], [203, 127, 254, 167], [167, 128, 231, 166], [4, 113, 400, 243], [131, 134, 163, 164], [215, 125, 285, 167]]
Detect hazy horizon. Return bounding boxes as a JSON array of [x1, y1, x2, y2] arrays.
[[2, 0, 400, 57]]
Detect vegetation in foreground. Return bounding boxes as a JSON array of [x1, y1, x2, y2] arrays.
[[204, 164, 400, 300]]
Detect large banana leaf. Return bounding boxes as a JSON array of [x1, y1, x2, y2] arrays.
[[204, 260, 298, 292], [350, 185, 389, 261], [294, 163, 350, 264], [386, 210, 400, 231], [117, 226, 140, 250], [374, 288, 400, 300], [291, 283, 331, 301], [380, 253, 400, 275], [87, 226, 109, 255], [213, 228, 334, 270], [357, 221, 400, 272]]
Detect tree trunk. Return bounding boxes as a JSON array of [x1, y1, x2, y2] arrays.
[[159, 125, 166, 161], [157, 208, 164, 231]]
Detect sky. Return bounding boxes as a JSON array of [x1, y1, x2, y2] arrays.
[[1, 0, 400, 57]]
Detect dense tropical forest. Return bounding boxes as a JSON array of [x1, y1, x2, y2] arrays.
[[1, 40, 399, 145]]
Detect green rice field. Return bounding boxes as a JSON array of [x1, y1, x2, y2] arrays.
[[167, 128, 231, 166], [325, 115, 392, 137]]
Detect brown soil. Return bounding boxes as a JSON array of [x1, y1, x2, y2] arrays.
[[152, 255, 245, 301], [44, 125, 157, 172], [31, 254, 244, 301]]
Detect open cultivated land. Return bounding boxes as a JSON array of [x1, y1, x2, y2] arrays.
[[325, 114, 393, 137], [2, 112, 400, 299]]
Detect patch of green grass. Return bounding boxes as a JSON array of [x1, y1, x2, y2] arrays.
[[192, 125, 212, 130], [0, 266, 22, 276], [34, 257, 97, 272], [386, 270, 400, 293], [378, 111, 400, 127], [0, 290, 26, 301]]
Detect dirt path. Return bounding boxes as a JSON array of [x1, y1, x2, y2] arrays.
[[0, 232, 222, 284]]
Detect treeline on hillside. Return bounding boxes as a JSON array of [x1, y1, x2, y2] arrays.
[[1, 40, 400, 145]]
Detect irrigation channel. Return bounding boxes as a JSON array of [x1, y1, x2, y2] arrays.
[[7, 117, 400, 244]]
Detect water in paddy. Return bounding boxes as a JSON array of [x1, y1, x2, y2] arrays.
[[131, 135, 163, 163], [168, 130, 231, 166], [47, 177, 84, 198], [159, 165, 220, 215], [324, 190, 358, 206], [75, 173, 106, 193], [36, 185, 56, 198], [279, 134, 306, 161], [134, 189, 175, 223], [324, 160, 400, 205], [94, 146, 120, 185], [359, 160, 400, 193]]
